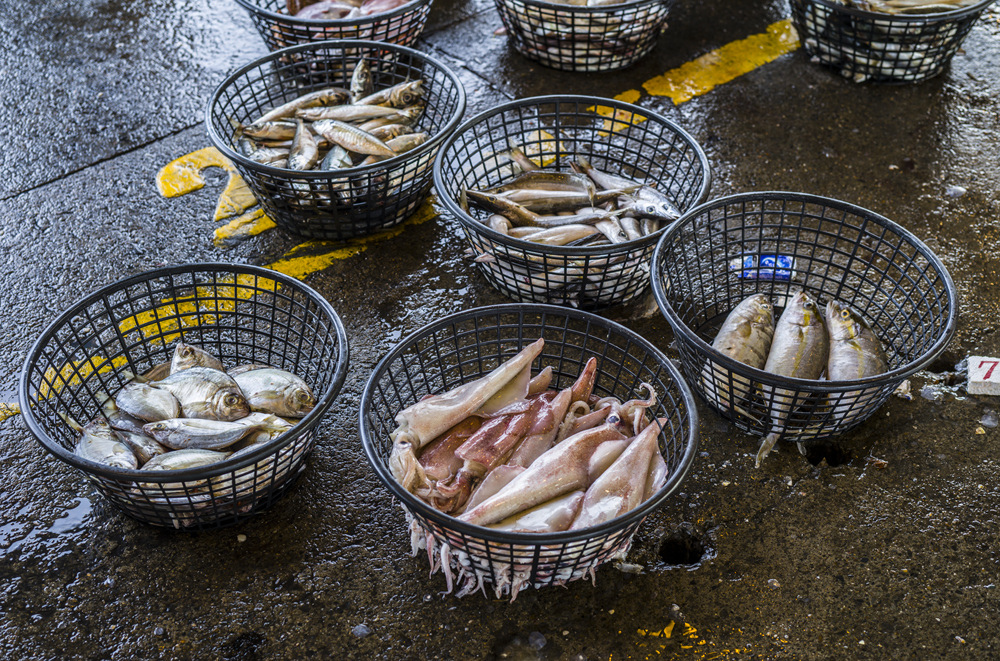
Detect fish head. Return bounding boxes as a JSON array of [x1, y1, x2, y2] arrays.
[[390, 81, 425, 107], [785, 291, 824, 327], [825, 300, 866, 341], [214, 389, 251, 421], [744, 293, 775, 327], [285, 386, 316, 417]]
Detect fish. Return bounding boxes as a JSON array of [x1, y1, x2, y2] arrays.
[[350, 58, 374, 104], [253, 87, 351, 124], [139, 449, 233, 489], [702, 294, 775, 414], [115, 430, 168, 465], [240, 120, 298, 141], [231, 367, 316, 418], [288, 120, 321, 171], [572, 156, 681, 222], [486, 171, 595, 195], [115, 382, 181, 422], [756, 292, 830, 467], [358, 132, 429, 166], [310, 120, 396, 157], [824, 300, 888, 429], [73, 417, 138, 469], [319, 144, 353, 170], [151, 367, 250, 421], [295, 104, 404, 123], [356, 80, 425, 108], [143, 416, 281, 451], [170, 342, 224, 374]]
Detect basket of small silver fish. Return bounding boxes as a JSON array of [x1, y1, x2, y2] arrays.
[[790, 0, 994, 83], [236, 0, 433, 51], [207, 40, 466, 240], [359, 304, 698, 599], [433, 95, 710, 309], [494, 0, 673, 71], [650, 192, 958, 467], [19, 264, 350, 530]]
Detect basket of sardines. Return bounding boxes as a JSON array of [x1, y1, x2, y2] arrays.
[[433, 95, 710, 310], [207, 40, 466, 240], [19, 264, 349, 530], [651, 192, 957, 467], [359, 304, 698, 599], [790, 0, 994, 83], [236, 0, 434, 51], [494, 0, 673, 72]]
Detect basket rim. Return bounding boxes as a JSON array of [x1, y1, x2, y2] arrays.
[[205, 39, 467, 180], [796, 0, 995, 22], [234, 0, 431, 26], [431, 94, 712, 257], [18, 262, 351, 484], [650, 190, 959, 391], [495, 0, 674, 15], [358, 302, 700, 546]]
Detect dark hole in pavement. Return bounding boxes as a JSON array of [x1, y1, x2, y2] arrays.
[[221, 631, 266, 661], [658, 528, 706, 566], [803, 442, 850, 467]]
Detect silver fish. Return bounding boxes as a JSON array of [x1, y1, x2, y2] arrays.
[[825, 300, 888, 429], [170, 342, 224, 374], [254, 87, 351, 124], [310, 120, 396, 157], [74, 418, 138, 469], [232, 368, 316, 418], [356, 80, 424, 108], [241, 120, 298, 141], [702, 294, 775, 414], [350, 58, 374, 104], [143, 417, 278, 451], [573, 156, 681, 222], [756, 292, 829, 467], [288, 120, 320, 171], [151, 367, 250, 421], [139, 448, 233, 490], [115, 430, 168, 465], [115, 382, 181, 422], [295, 104, 403, 122]]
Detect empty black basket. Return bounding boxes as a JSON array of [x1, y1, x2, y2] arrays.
[[651, 192, 957, 446], [790, 0, 993, 83], [19, 264, 349, 530], [495, 0, 673, 72], [433, 95, 711, 310], [236, 0, 434, 51], [207, 40, 466, 240], [359, 304, 698, 598]]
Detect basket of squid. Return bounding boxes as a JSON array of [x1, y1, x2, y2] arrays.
[[359, 304, 698, 599], [207, 39, 466, 240], [236, 0, 434, 51], [19, 264, 349, 530], [651, 192, 958, 467], [789, 0, 994, 83], [494, 0, 674, 72], [433, 95, 711, 310]]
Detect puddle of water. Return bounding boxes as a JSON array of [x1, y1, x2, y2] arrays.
[[0, 496, 93, 558]]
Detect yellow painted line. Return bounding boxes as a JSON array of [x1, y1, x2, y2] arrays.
[[266, 197, 440, 279], [214, 208, 277, 247], [0, 403, 20, 422], [616, 18, 800, 105]]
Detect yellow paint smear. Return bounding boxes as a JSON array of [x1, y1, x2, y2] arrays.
[[521, 130, 562, 167], [589, 104, 648, 136], [0, 403, 21, 422], [642, 19, 800, 105], [39, 355, 130, 400], [214, 208, 277, 247], [266, 197, 439, 279]]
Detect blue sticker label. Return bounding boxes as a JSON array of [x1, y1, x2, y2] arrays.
[[730, 254, 795, 280]]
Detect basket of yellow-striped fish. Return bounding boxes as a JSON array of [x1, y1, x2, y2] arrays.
[[19, 264, 350, 530], [207, 39, 466, 241], [790, 0, 994, 83], [236, 0, 433, 51], [359, 304, 698, 599], [494, 0, 673, 71], [651, 192, 957, 467], [433, 95, 710, 309]]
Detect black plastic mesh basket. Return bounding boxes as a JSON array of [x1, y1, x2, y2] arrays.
[[19, 264, 349, 530], [651, 192, 957, 446], [495, 0, 673, 71], [359, 304, 698, 597], [790, 0, 993, 83], [432, 95, 711, 310], [235, 0, 433, 51], [207, 40, 466, 241]]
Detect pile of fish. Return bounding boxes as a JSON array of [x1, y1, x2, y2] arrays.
[[389, 338, 669, 599], [68, 342, 317, 527], [286, 0, 416, 20], [798, 0, 974, 82], [235, 59, 431, 204], [702, 292, 888, 468], [499, 0, 667, 71], [463, 150, 680, 306]]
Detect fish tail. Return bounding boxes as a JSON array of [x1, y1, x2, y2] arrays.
[[755, 432, 780, 468]]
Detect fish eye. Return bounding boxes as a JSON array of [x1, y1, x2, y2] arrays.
[[295, 390, 311, 402], [841, 309, 851, 319], [224, 394, 242, 407]]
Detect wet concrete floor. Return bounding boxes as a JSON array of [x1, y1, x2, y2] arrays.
[[2, 0, 1000, 658]]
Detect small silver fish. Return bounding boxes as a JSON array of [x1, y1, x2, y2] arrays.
[[757, 292, 829, 467], [310, 119, 395, 157], [115, 382, 181, 422], [151, 367, 250, 421], [253, 87, 351, 124], [356, 80, 425, 108], [74, 418, 138, 469], [115, 430, 168, 465], [702, 294, 775, 414], [350, 58, 374, 104], [825, 300, 888, 429], [232, 368, 316, 418], [143, 417, 276, 450], [171, 342, 224, 374]]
